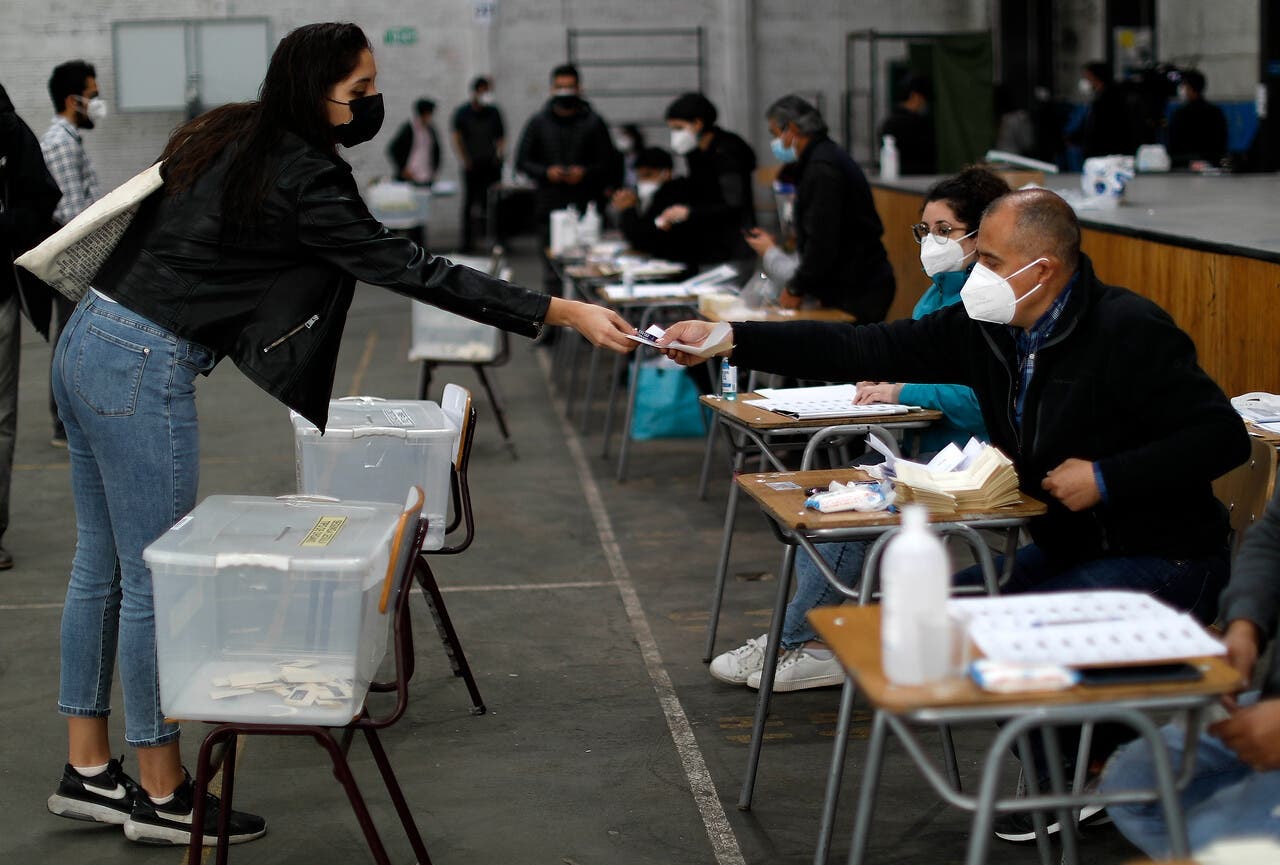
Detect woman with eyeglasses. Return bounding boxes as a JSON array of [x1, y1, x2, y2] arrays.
[[708, 165, 1010, 693]]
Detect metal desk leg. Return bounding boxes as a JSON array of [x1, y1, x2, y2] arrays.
[[1017, 733, 1057, 865], [1000, 525, 1020, 586], [579, 344, 602, 434], [844, 710, 889, 865], [601, 351, 626, 459], [737, 542, 796, 810], [615, 348, 644, 482], [1042, 725, 1081, 865], [814, 676, 859, 865], [703, 443, 748, 662], [696, 411, 722, 501]]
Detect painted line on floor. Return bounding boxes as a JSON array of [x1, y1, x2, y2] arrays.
[[538, 350, 746, 865], [0, 602, 63, 610], [346, 329, 380, 396]]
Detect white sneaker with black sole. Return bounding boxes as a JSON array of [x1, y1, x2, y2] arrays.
[[123, 771, 266, 846], [746, 648, 845, 692], [709, 633, 769, 685], [47, 758, 140, 825]]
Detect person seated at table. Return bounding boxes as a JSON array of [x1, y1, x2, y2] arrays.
[[1099, 482, 1280, 857], [676, 185, 1245, 673], [744, 95, 895, 323], [1167, 70, 1229, 170], [708, 166, 1009, 691], [609, 146, 699, 267]]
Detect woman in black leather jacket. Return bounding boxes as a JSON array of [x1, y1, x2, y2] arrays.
[[45, 22, 634, 848]]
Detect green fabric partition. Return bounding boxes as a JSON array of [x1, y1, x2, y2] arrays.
[[931, 34, 995, 173]]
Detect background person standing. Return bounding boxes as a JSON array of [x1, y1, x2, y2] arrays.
[[451, 76, 505, 253]]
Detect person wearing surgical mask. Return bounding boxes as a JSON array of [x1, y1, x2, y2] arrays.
[[700, 168, 1003, 695], [1068, 60, 1137, 159], [516, 63, 620, 295], [451, 76, 506, 252], [613, 124, 645, 187], [1167, 69, 1228, 169], [609, 146, 698, 267], [41, 59, 104, 447], [660, 191, 1248, 793], [660, 92, 757, 263]]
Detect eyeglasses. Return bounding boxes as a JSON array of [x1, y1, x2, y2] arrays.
[[910, 222, 968, 244]]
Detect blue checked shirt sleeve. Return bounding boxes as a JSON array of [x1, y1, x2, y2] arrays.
[[40, 124, 95, 226]]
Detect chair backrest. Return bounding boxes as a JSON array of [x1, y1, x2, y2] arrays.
[[1213, 435, 1278, 553], [378, 485, 426, 615], [438, 383, 478, 553]]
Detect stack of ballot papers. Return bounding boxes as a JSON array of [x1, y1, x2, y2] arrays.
[[742, 384, 917, 419], [891, 437, 1021, 513], [949, 590, 1226, 666]]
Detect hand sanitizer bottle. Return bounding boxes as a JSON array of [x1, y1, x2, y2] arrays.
[[720, 359, 738, 401], [881, 504, 951, 685], [879, 135, 900, 181]]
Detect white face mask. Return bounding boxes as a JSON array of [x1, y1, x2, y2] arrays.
[[636, 180, 661, 206], [918, 231, 975, 277], [478, 92, 495, 106], [1077, 77, 1094, 98], [76, 95, 107, 123], [614, 134, 634, 153], [670, 127, 698, 155], [959, 258, 1048, 324]]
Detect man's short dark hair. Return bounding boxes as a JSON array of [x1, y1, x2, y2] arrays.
[[634, 147, 673, 172], [49, 60, 96, 112], [551, 63, 579, 83], [415, 98, 436, 116], [1084, 61, 1113, 86], [765, 94, 827, 137], [986, 188, 1081, 272], [899, 74, 933, 103], [471, 76, 491, 93], [1182, 70, 1206, 95], [665, 92, 717, 127]]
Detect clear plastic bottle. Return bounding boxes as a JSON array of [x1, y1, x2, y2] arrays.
[[578, 201, 602, 247], [880, 504, 951, 685], [720, 360, 738, 401], [879, 134, 900, 182]]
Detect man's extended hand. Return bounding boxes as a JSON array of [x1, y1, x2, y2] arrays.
[[657, 320, 726, 366], [546, 165, 568, 183], [1210, 699, 1280, 771], [744, 227, 776, 256], [610, 189, 637, 211], [1041, 458, 1102, 511]]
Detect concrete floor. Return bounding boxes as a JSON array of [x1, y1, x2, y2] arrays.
[[0, 244, 1141, 864]]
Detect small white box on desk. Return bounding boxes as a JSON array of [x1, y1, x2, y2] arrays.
[[291, 397, 456, 550], [145, 495, 405, 724]]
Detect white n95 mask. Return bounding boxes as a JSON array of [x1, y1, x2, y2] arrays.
[[959, 258, 1048, 324], [636, 180, 660, 208], [670, 128, 698, 155], [918, 232, 975, 277]]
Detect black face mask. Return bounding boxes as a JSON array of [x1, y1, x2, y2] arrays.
[[551, 94, 581, 114], [330, 93, 385, 147]]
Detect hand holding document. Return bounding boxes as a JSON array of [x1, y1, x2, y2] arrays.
[[627, 321, 734, 357]]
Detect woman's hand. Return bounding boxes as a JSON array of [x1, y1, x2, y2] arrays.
[[657, 320, 726, 366], [854, 382, 903, 405], [744, 227, 776, 256], [546, 298, 637, 353]]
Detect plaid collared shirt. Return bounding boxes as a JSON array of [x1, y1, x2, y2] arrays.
[[1010, 273, 1076, 428], [40, 116, 100, 226]]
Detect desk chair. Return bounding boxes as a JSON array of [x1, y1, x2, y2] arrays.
[[188, 488, 435, 865], [1212, 435, 1277, 553], [408, 383, 486, 715], [412, 247, 517, 459]]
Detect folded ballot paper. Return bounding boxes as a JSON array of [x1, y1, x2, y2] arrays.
[[890, 437, 1021, 513], [626, 322, 734, 358]]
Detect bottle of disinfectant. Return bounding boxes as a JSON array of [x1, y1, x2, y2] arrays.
[[720, 360, 738, 401], [881, 504, 951, 685]]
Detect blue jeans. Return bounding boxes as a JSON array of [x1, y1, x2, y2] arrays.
[[953, 543, 1229, 625], [783, 542, 867, 648], [54, 293, 214, 747], [1100, 696, 1280, 857]]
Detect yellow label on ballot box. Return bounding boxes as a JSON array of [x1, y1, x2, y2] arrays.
[[301, 516, 347, 547]]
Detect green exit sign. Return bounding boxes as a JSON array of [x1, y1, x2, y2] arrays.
[[384, 27, 418, 46]]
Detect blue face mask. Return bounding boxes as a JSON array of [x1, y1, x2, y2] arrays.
[[771, 136, 797, 163]]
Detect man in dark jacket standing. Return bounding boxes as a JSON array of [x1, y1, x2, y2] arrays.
[[0, 81, 62, 569], [661, 92, 756, 263], [516, 63, 619, 293], [745, 95, 895, 322], [451, 76, 505, 252]]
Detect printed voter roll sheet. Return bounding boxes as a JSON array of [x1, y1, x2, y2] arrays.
[[949, 590, 1226, 666], [744, 384, 915, 419]]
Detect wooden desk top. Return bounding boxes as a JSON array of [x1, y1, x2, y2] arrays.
[[736, 468, 1047, 532], [698, 393, 943, 430], [809, 606, 1243, 715], [702, 306, 856, 324], [1246, 420, 1280, 449]]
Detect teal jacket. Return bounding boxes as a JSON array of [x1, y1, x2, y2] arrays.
[[898, 268, 987, 454]]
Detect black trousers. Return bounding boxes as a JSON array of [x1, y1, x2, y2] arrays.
[[461, 162, 501, 251]]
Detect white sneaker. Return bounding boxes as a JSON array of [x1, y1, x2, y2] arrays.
[[709, 633, 769, 685], [747, 648, 845, 692]]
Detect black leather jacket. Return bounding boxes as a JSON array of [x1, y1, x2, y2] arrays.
[[95, 133, 549, 429]]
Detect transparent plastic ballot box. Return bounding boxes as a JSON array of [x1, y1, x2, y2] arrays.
[[407, 256, 504, 364], [291, 397, 457, 550], [145, 495, 404, 725]]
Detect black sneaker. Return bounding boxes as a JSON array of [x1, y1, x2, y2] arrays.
[[123, 771, 266, 846], [993, 803, 1110, 843], [47, 758, 140, 825]]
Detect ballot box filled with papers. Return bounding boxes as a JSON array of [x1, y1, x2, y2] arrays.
[[292, 397, 456, 550], [145, 495, 404, 724]]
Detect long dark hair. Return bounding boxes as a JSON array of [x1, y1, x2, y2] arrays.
[[159, 22, 371, 227]]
